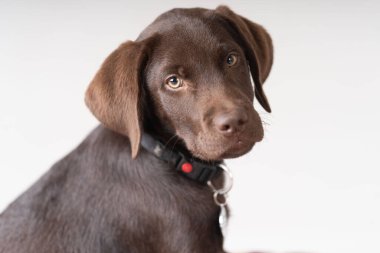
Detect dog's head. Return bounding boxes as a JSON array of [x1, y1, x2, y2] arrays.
[[85, 6, 273, 161]]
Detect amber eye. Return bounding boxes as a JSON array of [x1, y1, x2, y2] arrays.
[[226, 54, 238, 66], [165, 75, 183, 89]]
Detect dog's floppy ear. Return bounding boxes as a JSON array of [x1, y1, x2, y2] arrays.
[[85, 37, 155, 158], [216, 6, 273, 113]]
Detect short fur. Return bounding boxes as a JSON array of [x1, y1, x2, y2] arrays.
[[0, 6, 273, 253]]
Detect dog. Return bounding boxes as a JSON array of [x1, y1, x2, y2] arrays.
[[0, 6, 272, 253]]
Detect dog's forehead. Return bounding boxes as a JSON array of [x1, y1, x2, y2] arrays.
[[140, 9, 240, 71], [138, 8, 229, 46]]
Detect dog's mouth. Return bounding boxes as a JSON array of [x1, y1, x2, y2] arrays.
[[183, 132, 260, 161], [220, 138, 256, 159]]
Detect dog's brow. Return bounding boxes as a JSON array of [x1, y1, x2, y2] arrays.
[[217, 42, 237, 54], [218, 43, 229, 50], [163, 65, 187, 77]]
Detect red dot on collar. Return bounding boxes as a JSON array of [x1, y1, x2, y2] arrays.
[[181, 162, 193, 173]]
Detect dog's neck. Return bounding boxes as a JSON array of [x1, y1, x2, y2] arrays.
[[139, 131, 232, 236], [140, 132, 223, 184]]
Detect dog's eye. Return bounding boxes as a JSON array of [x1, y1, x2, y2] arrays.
[[226, 54, 238, 66], [165, 75, 183, 89]]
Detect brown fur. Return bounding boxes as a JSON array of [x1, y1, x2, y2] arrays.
[[0, 6, 273, 253]]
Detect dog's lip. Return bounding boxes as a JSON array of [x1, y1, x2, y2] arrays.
[[233, 138, 253, 151], [187, 132, 260, 160], [220, 138, 255, 158]]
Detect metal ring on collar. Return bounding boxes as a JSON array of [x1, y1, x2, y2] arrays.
[[207, 163, 233, 195], [213, 192, 228, 207]]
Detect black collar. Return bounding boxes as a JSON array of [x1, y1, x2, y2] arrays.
[[140, 133, 222, 184]]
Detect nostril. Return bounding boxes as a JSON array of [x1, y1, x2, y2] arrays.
[[238, 111, 248, 125], [220, 124, 231, 132], [237, 119, 245, 126]]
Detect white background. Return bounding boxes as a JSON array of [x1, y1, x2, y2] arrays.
[[1, 1, 379, 253]]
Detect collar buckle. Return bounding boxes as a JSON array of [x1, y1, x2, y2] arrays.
[[175, 153, 220, 183], [141, 133, 222, 184]]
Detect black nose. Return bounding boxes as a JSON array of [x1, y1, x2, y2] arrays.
[[213, 109, 248, 136]]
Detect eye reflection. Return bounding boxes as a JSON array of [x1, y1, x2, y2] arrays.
[[165, 75, 183, 89], [226, 54, 238, 66]]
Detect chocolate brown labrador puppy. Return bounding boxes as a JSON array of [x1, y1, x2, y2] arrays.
[[0, 5, 272, 253]]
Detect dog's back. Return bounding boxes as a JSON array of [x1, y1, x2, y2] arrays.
[[0, 127, 222, 253], [0, 127, 130, 253]]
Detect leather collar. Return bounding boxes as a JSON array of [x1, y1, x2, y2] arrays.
[[140, 133, 222, 184]]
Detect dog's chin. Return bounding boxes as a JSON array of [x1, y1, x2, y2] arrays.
[[187, 138, 257, 161], [220, 141, 255, 159]]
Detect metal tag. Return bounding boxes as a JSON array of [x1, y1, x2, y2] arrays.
[[219, 205, 228, 236]]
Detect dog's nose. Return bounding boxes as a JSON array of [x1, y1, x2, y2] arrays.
[[213, 109, 248, 136]]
